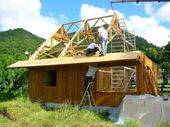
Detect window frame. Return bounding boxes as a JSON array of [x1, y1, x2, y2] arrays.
[[96, 65, 137, 93]]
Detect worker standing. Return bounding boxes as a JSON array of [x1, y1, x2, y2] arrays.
[[97, 26, 108, 56], [85, 64, 98, 93]]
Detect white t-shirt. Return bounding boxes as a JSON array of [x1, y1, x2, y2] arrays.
[[98, 27, 108, 39], [86, 65, 98, 78], [87, 43, 98, 49]]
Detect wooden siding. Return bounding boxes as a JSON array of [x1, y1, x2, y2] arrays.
[[29, 62, 138, 106], [28, 52, 158, 107], [29, 65, 88, 104]]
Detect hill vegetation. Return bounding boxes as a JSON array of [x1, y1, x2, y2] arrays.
[[0, 28, 44, 100], [0, 28, 44, 55]]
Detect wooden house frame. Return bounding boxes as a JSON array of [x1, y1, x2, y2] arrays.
[[9, 51, 158, 107], [9, 13, 158, 107]]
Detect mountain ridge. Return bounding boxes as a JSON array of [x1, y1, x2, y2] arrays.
[[0, 28, 45, 56]]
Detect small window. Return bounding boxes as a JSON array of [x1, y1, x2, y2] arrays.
[[43, 70, 56, 86], [96, 66, 136, 92]]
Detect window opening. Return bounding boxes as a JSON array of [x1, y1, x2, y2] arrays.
[[97, 66, 136, 92], [43, 70, 56, 86]]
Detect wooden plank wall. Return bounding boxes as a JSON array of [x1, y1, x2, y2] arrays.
[[28, 68, 41, 101], [28, 56, 156, 107], [28, 62, 139, 107], [29, 64, 88, 104], [28, 65, 137, 106]]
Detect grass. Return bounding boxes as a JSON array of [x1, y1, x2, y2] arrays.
[[0, 98, 117, 127], [0, 98, 170, 127], [155, 122, 170, 127], [120, 119, 140, 127]]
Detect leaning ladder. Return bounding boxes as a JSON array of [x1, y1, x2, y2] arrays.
[[79, 82, 96, 110]]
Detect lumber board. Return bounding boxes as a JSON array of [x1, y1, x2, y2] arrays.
[[9, 51, 141, 68]]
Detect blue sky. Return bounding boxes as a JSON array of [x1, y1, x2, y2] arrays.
[[0, 0, 170, 47]]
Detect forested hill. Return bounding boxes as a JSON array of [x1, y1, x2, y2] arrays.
[[136, 36, 157, 50], [0, 28, 44, 57], [0, 28, 44, 100]]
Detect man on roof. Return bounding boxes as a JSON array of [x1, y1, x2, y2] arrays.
[[85, 42, 100, 56], [97, 26, 108, 56]]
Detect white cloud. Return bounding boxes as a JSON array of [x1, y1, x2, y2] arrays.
[[126, 16, 158, 31], [155, 3, 170, 22], [126, 15, 170, 46], [0, 0, 67, 39], [80, 4, 124, 27], [144, 3, 170, 22], [80, 4, 125, 19], [80, 3, 170, 47], [80, 4, 110, 19]]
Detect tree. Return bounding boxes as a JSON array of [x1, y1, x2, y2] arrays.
[[0, 28, 44, 101], [164, 42, 170, 62], [143, 47, 158, 63], [159, 62, 170, 73]]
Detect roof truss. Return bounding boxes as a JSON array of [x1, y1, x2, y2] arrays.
[[30, 13, 133, 60]]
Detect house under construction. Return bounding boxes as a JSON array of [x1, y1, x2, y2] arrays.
[[9, 13, 159, 107]]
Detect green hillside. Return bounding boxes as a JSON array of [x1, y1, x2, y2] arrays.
[[0, 28, 44, 56], [136, 36, 157, 50], [0, 28, 44, 100]]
